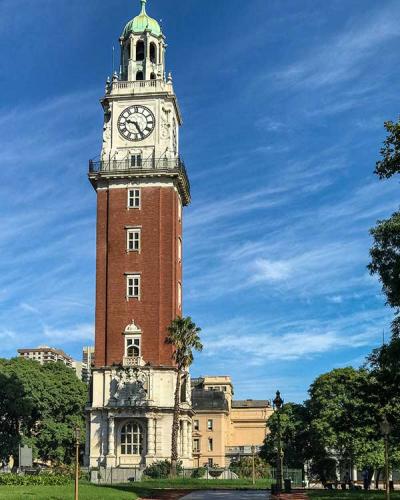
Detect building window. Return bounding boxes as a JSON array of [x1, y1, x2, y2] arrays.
[[207, 439, 213, 452], [136, 41, 145, 61], [178, 237, 182, 261], [150, 72, 156, 80], [194, 419, 199, 431], [120, 422, 143, 455], [193, 438, 200, 452], [208, 458, 213, 467], [131, 154, 142, 167], [207, 419, 213, 431], [150, 42, 157, 63], [125, 335, 141, 358], [136, 70, 144, 81], [178, 282, 182, 309], [127, 229, 141, 252], [128, 189, 140, 209], [178, 199, 182, 221], [127, 275, 141, 299]]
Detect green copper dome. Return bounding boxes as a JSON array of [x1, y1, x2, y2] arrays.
[[122, 0, 162, 38]]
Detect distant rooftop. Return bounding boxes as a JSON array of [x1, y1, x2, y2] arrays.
[[232, 399, 271, 408], [192, 388, 229, 412]]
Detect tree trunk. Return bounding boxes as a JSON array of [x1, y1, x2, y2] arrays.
[[170, 369, 182, 478], [375, 468, 381, 490]]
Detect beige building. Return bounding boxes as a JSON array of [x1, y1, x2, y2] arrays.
[[192, 376, 273, 468], [17, 346, 73, 368]]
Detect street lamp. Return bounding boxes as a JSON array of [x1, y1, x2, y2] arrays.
[[74, 426, 81, 500], [380, 416, 391, 500], [251, 445, 256, 486], [273, 390, 284, 493]]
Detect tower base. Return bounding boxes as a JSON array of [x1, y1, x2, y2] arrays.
[[85, 365, 193, 482]]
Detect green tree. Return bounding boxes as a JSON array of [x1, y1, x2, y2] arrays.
[[367, 335, 400, 440], [374, 120, 400, 179], [308, 367, 386, 480], [0, 358, 87, 464], [368, 212, 400, 310], [260, 402, 310, 469], [165, 316, 202, 477], [369, 119, 400, 327]]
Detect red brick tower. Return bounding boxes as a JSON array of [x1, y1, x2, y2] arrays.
[[86, 0, 193, 476]]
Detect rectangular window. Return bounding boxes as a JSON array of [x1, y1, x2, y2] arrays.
[[207, 419, 213, 431], [127, 229, 141, 252], [127, 274, 141, 299], [178, 199, 182, 221], [207, 439, 213, 452], [208, 458, 213, 467], [128, 189, 141, 209], [193, 438, 200, 452], [178, 237, 182, 261], [194, 420, 199, 431], [126, 336, 141, 357], [178, 282, 182, 309], [131, 154, 142, 167]]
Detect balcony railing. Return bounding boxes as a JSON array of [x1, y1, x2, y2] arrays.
[[122, 356, 145, 367], [108, 79, 173, 96], [225, 446, 261, 455], [89, 156, 190, 200]]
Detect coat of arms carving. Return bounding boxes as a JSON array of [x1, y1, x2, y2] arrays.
[[110, 367, 148, 406]]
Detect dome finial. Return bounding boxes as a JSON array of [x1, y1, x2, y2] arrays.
[[140, 0, 147, 14]]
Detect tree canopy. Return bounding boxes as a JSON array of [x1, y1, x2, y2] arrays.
[[375, 120, 400, 179], [0, 358, 87, 464]]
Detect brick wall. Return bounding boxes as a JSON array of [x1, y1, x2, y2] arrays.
[[94, 184, 182, 367]]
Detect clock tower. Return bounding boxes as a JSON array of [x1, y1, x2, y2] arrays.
[[85, 0, 193, 479]]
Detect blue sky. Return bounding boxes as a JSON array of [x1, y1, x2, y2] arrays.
[[1, 0, 399, 402]]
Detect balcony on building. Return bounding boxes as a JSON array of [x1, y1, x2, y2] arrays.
[[88, 155, 191, 205]]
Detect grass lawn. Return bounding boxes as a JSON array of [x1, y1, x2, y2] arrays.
[[308, 490, 400, 500], [0, 478, 272, 499]]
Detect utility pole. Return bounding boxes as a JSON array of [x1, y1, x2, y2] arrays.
[[74, 426, 81, 500], [251, 445, 256, 486], [380, 415, 391, 500]]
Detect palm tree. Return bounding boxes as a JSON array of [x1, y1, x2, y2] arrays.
[[166, 316, 202, 477]]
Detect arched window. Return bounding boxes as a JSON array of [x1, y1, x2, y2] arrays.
[[150, 42, 157, 63], [127, 343, 140, 357], [121, 422, 143, 455], [136, 40, 145, 61], [136, 71, 144, 81], [150, 72, 156, 80]]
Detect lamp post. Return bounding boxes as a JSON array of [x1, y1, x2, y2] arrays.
[[273, 390, 284, 493], [380, 416, 391, 500], [251, 445, 256, 486], [74, 426, 81, 500]]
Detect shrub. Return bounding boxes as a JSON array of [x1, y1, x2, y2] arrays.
[[229, 456, 270, 479], [191, 467, 206, 478], [143, 460, 183, 479], [0, 473, 71, 486]]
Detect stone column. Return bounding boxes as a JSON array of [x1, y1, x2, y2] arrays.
[[187, 422, 192, 460], [352, 466, 358, 482], [182, 420, 188, 458], [108, 417, 115, 456], [84, 416, 90, 465], [155, 418, 162, 456], [147, 417, 155, 456]]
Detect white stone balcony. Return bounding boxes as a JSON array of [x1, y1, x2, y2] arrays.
[[107, 79, 174, 96], [122, 356, 145, 367]]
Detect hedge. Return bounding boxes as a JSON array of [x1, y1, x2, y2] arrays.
[[0, 474, 71, 486]]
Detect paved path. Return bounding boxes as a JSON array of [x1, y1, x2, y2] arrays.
[[181, 491, 269, 500]]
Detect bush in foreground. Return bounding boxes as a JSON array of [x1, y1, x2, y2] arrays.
[[0, 474, 71, 486], [143, 459, 183, 479]]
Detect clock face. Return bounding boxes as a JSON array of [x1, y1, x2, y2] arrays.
[[118, 105, 155, 141]]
